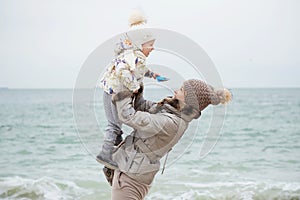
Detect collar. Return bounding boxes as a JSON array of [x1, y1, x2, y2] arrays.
[[150, 102, 201, 122]]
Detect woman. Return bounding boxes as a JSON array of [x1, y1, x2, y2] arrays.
[[110, 79, 231, 200]]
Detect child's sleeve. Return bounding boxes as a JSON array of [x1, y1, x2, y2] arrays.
[[144, 69, 156, 78], [119, 68, 140, 92], [133, 54, 156, 79]]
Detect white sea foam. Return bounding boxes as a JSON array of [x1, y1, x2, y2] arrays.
[[146, 181, 300, 200], [0, 176, 90, 200]]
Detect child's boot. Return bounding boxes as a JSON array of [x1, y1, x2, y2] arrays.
[[96, 131, 123, 169]]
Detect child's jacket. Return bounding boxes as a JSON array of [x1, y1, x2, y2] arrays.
[[100, 36, 154, 94]]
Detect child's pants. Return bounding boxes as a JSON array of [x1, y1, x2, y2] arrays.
[[102, 91, 123, 153]]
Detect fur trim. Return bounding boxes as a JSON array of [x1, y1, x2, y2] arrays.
[[157, 97, 180, 110], [156, 97, 201, 120]]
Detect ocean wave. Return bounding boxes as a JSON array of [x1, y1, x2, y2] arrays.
[[146, 181, 300, 200], [0, 125, 13, 131], [0, 176, 90, 200]]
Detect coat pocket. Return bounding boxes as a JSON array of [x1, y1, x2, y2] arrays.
[[128, 152, 160, 174], [113, 145, 160, 174]]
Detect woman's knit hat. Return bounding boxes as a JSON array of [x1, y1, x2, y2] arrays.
[[183, 79, 232, 111], [126, 9, 155, 50]]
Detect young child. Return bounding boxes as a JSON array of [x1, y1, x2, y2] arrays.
[[96, 10, 159, 169]]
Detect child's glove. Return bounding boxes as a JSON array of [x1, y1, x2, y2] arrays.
[[156, 75, 169, 82]]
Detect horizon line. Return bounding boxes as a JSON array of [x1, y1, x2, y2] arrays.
[[1, 86, 300, 90]]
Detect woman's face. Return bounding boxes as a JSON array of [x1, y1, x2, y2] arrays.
[[174, 86, 185, 103], [141, 40, 155, 57]]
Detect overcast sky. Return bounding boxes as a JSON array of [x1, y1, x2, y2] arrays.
[[0, 0, 299, 88]]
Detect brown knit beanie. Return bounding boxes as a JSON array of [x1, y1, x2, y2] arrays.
[[183, 79, 232, 111]]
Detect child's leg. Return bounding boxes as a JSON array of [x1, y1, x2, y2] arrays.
[[103, 91, 123, 146], [96, 92, 123, 169]]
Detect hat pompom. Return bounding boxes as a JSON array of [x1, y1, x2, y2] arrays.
[[214, 88, 232, 104], [128, 9, 147, 27]]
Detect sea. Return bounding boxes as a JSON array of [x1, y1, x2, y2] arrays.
[[0, 88, 300, 200]]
